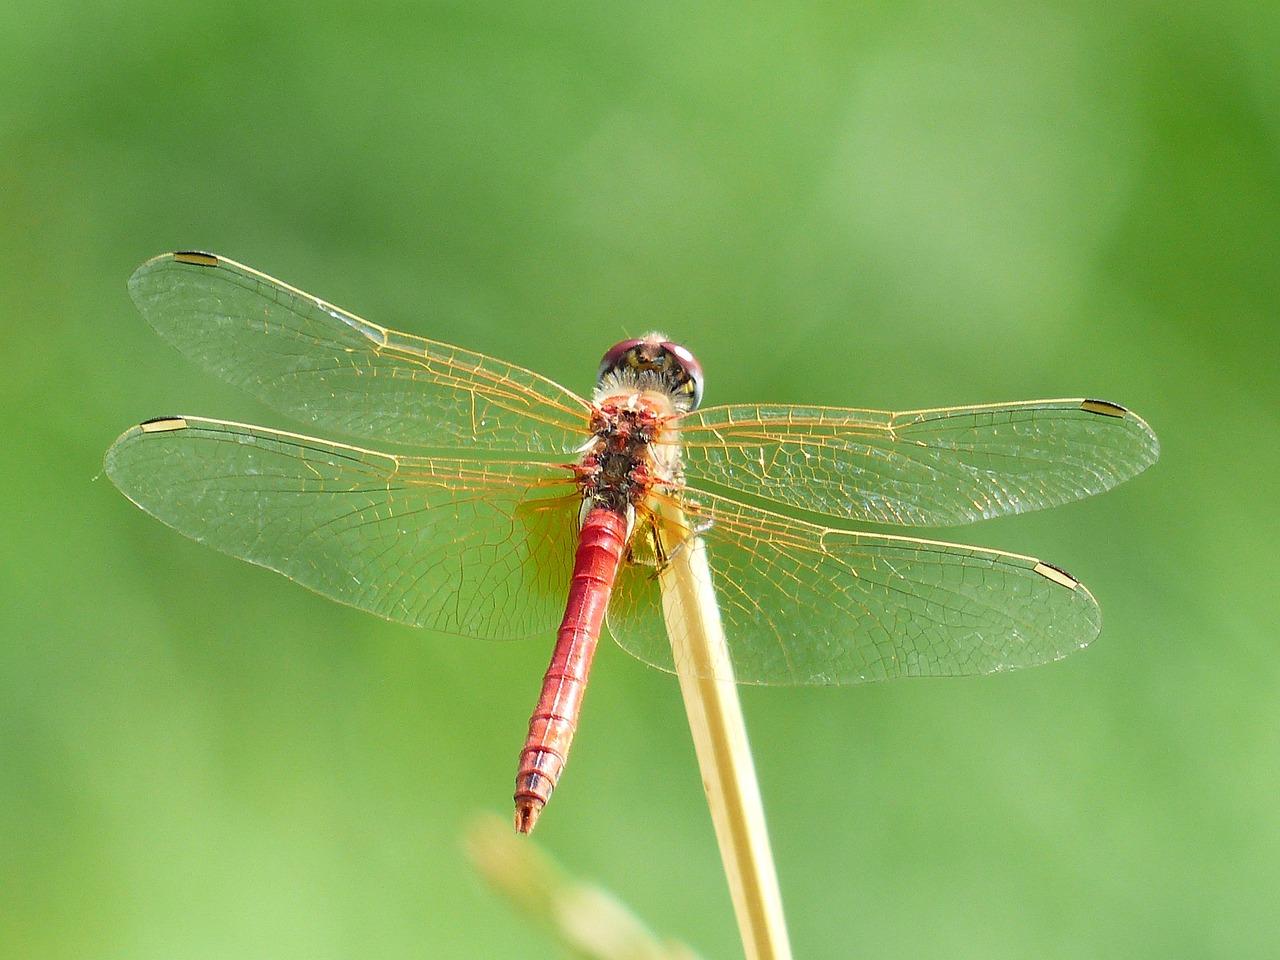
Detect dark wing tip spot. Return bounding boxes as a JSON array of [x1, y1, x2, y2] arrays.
[[1033, 560, 1080, 590], [1080, 399, 1128, 418], [172, 251, 220, 267], [138, 416, 189, 433]]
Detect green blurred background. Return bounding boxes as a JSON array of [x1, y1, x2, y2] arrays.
[[2, 2, 1277, 958]]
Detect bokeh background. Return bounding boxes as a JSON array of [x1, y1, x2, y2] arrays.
[[3, 2, 1277, 958]]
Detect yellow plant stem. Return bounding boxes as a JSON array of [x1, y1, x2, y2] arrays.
[[658, 508, 792, 960]]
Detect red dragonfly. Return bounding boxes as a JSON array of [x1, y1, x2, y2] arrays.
[[106, 252, 1159, 832]]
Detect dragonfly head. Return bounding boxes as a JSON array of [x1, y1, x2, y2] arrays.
[[596, 334, 704, 412]]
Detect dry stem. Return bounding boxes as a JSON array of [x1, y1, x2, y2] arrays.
[[658, 510, 792, 960]]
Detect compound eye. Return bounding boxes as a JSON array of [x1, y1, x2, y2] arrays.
[[598, 338, 644, 382], [661, 340, 704, 410]]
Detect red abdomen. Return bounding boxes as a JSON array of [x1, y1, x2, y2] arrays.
[[514, 506, 629, 833]]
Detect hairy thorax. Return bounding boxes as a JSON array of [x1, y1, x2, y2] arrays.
[[576, 388, 683, 516]]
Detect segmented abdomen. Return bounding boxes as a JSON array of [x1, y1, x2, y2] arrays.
[[513, 506, 629, 833]]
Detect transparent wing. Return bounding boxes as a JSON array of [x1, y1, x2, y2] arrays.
[[104, 416, 580, 638], [127, 252, 593, 454], [608, 490, 1100, 685], [674, 399, 1159, 525]]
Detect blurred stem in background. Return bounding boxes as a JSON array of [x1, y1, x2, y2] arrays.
[[466, 814, 701, 960]]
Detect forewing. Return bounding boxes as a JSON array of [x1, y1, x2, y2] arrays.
[[675, 399, 1159, 525], [608, 491, 1100, 685], [105, 417, 579, 638], [128, 253, 592, 454]]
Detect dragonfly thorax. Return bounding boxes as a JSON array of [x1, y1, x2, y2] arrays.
[[577, 387, 691, 524], [576, 399, 664, 515]]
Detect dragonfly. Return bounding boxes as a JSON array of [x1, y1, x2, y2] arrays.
[[105, 251, 1159, 833]]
